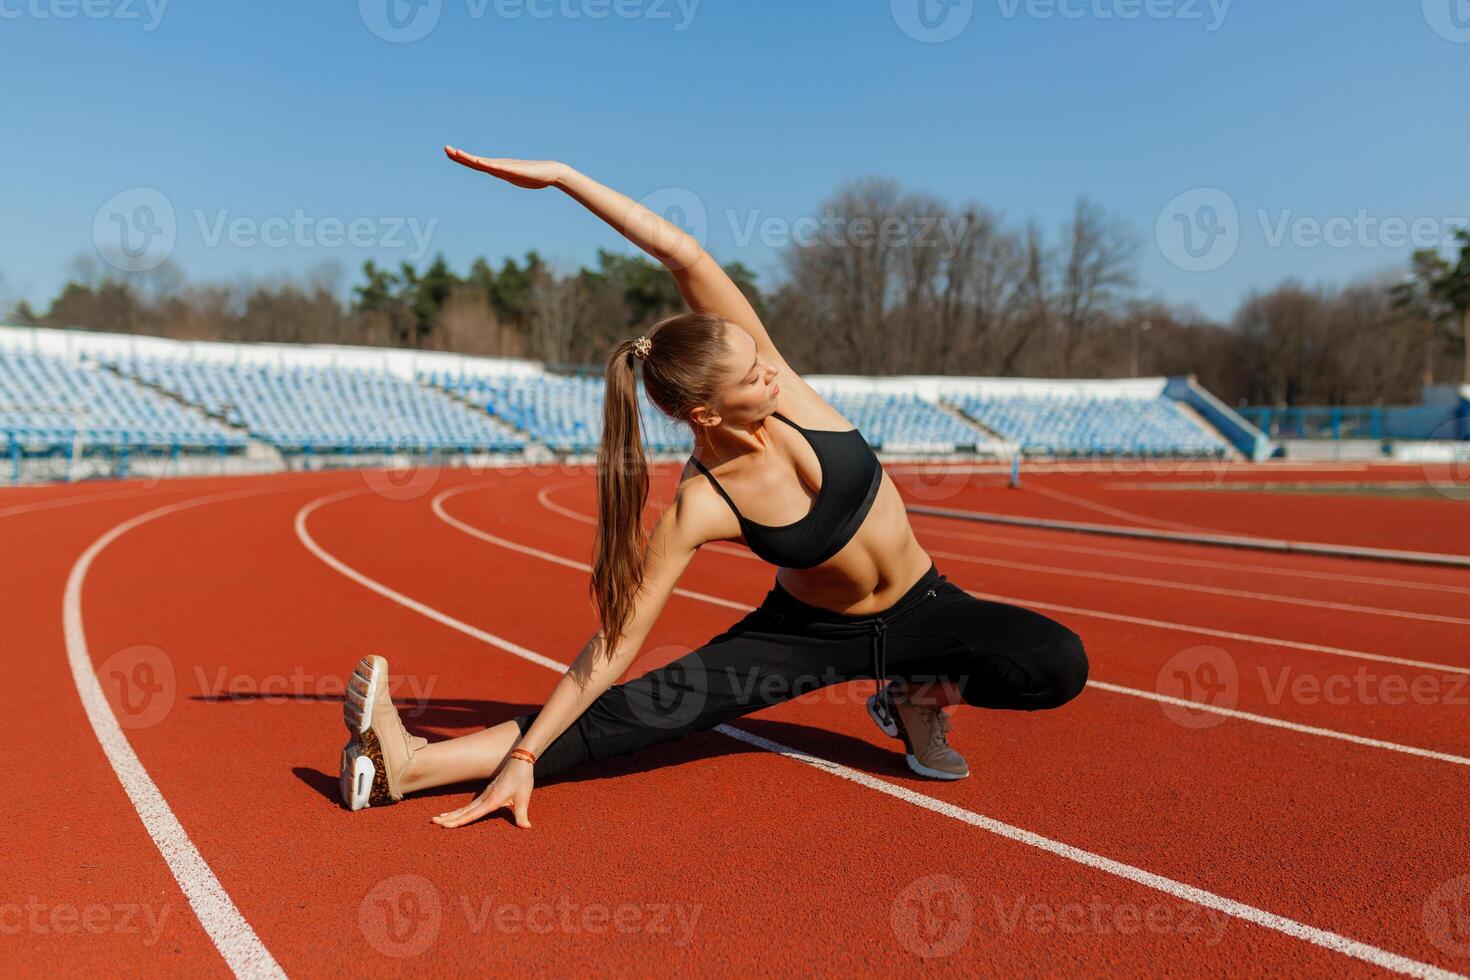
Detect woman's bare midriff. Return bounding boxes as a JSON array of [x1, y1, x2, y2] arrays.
[[771, 470, 935, 616]]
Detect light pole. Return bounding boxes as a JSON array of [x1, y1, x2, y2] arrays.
[[1131, 319, 1152, 378]]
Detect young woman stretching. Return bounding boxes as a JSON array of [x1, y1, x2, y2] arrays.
[[337, 148, 1089, 828]]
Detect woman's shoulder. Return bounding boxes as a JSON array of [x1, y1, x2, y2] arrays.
[[670, 458, 743, 542], [769, 368, 857, 432]]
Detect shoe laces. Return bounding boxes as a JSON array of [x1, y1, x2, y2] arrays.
[[900, 694, 952, 749], [905, 702, 952, 746], [929, 707, 952, 748]]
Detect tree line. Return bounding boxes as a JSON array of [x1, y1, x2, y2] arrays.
[[5, 178, 1467, 408]]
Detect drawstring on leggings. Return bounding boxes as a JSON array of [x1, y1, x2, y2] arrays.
[[870, 618, 889, 706], [868, 584, 935, 712]]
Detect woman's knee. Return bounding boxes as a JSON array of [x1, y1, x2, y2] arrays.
[[955, 621, 1089, 710], [1036, 627, 1089, 708]]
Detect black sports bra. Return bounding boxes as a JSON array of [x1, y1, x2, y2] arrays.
[[690, 412, 884, 569]]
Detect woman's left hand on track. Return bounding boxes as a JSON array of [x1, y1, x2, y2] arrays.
[[431, 760, 535, 830]]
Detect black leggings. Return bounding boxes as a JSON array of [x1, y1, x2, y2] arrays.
[[511, 562, 1088, 781]]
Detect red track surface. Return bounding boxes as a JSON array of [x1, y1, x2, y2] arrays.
[[4, 462, 1468, 977]]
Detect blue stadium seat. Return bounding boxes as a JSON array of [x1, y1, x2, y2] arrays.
[[944, 392, 1227, 456], [421, 371, 692, 453], [101, 357, 526, 453], [0, 348, 248, 452], [811, 389, 986, 451]]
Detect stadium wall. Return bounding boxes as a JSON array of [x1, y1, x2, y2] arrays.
[[0, 324, 543, 379], [1165, 375, 1274, 462], [1381, 384, 1470, 441]]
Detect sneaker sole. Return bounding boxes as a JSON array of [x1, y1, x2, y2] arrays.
[[866, 690, 899, 739], [904, 753, 969, 781], [340, 656, 395, 810], [340, 743, 377, 812], [890, 699, 970, 781]]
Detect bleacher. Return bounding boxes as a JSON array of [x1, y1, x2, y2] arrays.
[[103, 357, 526, 453], [424, 371, 693, 454], [815, 390, 984, 452], [1, 324, 1262, 484], [945, 392, 1228, 457], [1, 348, 246, 453]]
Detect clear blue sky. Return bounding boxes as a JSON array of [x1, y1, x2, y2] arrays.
[[2, 0, 1465, 323]]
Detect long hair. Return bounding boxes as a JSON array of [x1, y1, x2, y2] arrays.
[[591, 311, 731, 660]]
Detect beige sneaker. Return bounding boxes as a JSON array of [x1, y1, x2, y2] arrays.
[[340, 655, 428, 810], [891, 695, 969, 781]]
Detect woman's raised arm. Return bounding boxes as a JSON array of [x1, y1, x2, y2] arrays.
[[444, 146, 792, 371]]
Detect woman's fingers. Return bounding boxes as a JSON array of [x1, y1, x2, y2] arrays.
[[430, 803, 471, 826], [444, 145, 497, 174], [442, 146, 558, 189], [433, 793, 499, 829], [444, 145, 514, 177], [512, 786, 532, 829], [428, 767, 534, 829], [432, 785, 497, 827], [431, 785, 528, 830]]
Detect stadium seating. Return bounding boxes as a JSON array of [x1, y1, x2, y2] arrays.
[[0, 347, 245, 451], [424, 371, 693, 453], [2, 326, 1250, 483], [423, 377, 995, 454], [813, 390, 985, 451], [944, 392, 1228, 456], [103, 357, 526, 453]]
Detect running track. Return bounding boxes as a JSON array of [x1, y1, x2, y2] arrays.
[[4, 462, 1468, 976]]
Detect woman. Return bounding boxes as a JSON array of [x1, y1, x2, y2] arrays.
[[337, 148, 1089, 828]]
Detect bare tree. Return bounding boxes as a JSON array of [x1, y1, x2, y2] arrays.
[[529, 260, 582, 364], [1056, 197, 1139, 375]]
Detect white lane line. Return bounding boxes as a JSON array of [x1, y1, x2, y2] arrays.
[[64, 487, 287, 980], [922, 548, 1470, 627], [0, 485, 158, 518], [555, 481, 1470, 608], [489, 483, 1470, 763], [963, 590, 1470, 677], [907, 503, 1470, 569], [1023, 482, 1221, 534], [538, 482, 1470, 677], [880, 462, 1377, 475], [298, 484, 1463, 979], [715, 726, 1460, 980], [536, 482, 756, 564], [1086, 682, 1470, 767], [295, 489, 567, 672], [905, 515, 1470, 598], [549, 481, 1470, 606]]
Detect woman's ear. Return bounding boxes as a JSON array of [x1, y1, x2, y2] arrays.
[[689, 405, 719, 428]]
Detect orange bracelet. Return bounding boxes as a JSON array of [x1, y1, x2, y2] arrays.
[[509, 747, 537, 765]]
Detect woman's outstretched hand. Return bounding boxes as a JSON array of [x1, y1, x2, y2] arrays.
[[431, 758, 535, 830], [443, 146, 567, 189]]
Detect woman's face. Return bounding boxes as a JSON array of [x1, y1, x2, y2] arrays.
[[705, 323, 781, 427]]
